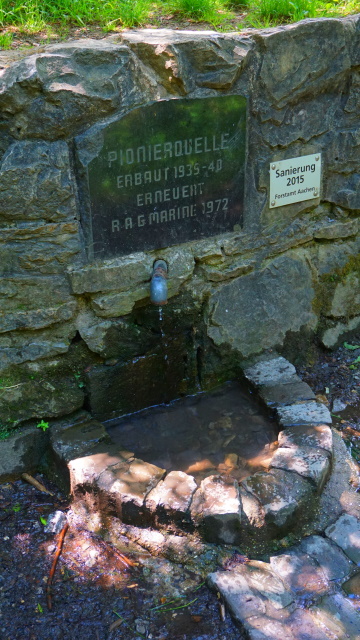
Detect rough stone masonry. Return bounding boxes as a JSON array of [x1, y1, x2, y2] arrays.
[[0, 16, 359, 430]]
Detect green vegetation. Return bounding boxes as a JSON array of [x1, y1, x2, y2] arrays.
[[36, 419, 50, 431], [0, 0, 358, 44]]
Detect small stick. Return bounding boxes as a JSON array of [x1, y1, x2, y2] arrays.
[[96, 537, 137, 569], [21, 473, 54, 496], [46, 522, 69, 610], [113, 548, 138, 568]]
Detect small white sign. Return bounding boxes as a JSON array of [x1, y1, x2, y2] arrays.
[[269, 153, 321, 208]]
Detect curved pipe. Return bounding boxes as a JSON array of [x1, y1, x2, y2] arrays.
[[150, 260, 168, 305]]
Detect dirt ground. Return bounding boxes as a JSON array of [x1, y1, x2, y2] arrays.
[[0, 472, 245, 640], [0, 337, 359, 640]]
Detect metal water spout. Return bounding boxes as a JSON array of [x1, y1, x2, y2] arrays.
[[150, 260, 168, 305]]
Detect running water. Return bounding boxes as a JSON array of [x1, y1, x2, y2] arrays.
[[158, 306, 168, 361]]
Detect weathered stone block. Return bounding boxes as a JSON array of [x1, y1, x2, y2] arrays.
[[270, 446, 331, 489], [257, 18, 351, 107], [0, 222, 80, 276], [67, 254, 150, 294], [258, 380, 315, 407], [107, 458, 165, 523], [0, 426, 48, 481], [145, 470, 197, 524], [0, 324, 76, 371], [321, 316, 360, 348], [77, 314, 158, 359], [90, 286, 148, 317], [244, 357, 297, 387], [297, 535, 354, 581], [315, 238, 360, 276], [0, 373, 84, 425], [242, 469, 313, 530], [0, 275, 77, 334], [191, 475, 242, 545], [69, 444, 134, 492], [276, 401, 332, 427], [43, 411, 110, 491], [327, 272, 360, 318], [50, 413, 110, 463], [199, 257, 255, 282], [208, 256, 316, 358], [278, 424, 333, 454], [313, 219, 359, 241], [119, 31, 253, 94], [325, 513, 360, 564], [0, 301, 77, 334], [238, 485, 265, 531], [0, 141, 77, 221], [324, 132, 360, 210], [0, 41, 160, 139]]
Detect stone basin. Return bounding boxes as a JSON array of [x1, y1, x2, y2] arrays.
[[50, 355, 333, 546]]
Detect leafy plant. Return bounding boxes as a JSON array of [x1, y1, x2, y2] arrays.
[[12, 503, 21, 512], [36, 419, 50, 431], [344, 342, 360, 350], [0, 31, 13, 48], [349, 356, 360, 370], [74, 373, 85, 389], [40, 515, 47, 525]]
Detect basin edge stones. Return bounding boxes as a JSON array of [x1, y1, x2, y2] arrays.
[[68, 355, 334, 546]]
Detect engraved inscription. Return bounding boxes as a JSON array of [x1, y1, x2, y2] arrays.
[[83, 96, 247, 258]]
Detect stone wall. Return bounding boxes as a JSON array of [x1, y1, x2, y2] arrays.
[[0, 16, 359, 429]]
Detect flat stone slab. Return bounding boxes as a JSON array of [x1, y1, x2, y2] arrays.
[[276, 401, 332, 426], [270, 552, 329, 597], [244, 357, 297, 387], [242, 469, 314, 529], [278, 424, 333, 454], [207, 561, 293, 622], [245, 609, 332, 640], [258, 380, 316, 407], [310, 593, 360, 640], [145, 470, 197, 523], [325, 513, 360, 564], [270, 446, 331, 489], [50, 413, 110, 462], [298, 535, 355, 581], [69, 444, 135, 488]]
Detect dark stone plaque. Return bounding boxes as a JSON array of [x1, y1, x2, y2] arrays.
[[83, 95, 247, 259]]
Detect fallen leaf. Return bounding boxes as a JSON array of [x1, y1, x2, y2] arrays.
[[191, 615, 202, 623], [109, 618, 123, 632]]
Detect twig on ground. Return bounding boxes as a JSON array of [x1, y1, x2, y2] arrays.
[[46, 522, 69, 610], [21, 473, 54, 496], [96, 536, 138, 569]]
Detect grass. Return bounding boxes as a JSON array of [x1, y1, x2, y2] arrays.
[[0, 0, 358, 45]]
